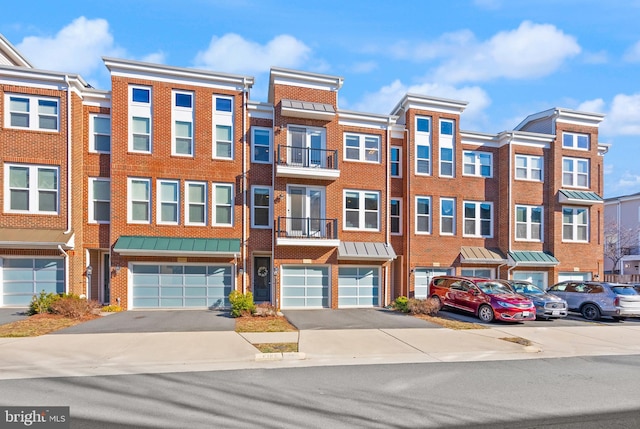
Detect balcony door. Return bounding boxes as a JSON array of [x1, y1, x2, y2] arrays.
[[287, 186, 325, 237], [289, 126, 324, 167]]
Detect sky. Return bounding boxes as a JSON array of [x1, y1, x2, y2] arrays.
[[2, 0, 640, 198]]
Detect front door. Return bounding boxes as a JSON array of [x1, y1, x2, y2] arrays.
[[102, 253, 110, 304], [253, 256, 271, 302]]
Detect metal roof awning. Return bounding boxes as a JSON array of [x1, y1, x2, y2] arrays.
[[0, 228, 74, 249], [558, 189, 602, 205], [281, 98, 336, 120], [459, 246, 507, 264], [337, 241, 397, 261], [508, 251, 559, 267], [113, 236, 241, 257]]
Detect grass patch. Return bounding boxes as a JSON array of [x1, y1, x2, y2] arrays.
[[413, 314, 488, 330], [500, 336, 533, 346], [0, 313, 99, 337], [235, 315, 298, 333], [253, 343, 299, 353]]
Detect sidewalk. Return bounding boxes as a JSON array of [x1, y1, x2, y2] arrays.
[[2, 324, 640, 380]]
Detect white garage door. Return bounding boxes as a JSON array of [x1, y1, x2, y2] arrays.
[[338, 267, 379, 307], [414, 268, 451, 299], [281, 266, 329, 309], [558, 272, 591, 282], [1, 258, 65, 307], [131, 264, 232, 308], [512, 271, 548, 290]]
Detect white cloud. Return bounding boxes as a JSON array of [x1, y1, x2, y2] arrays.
[[599, 93, 640, 136], [194, 33, 311, 74], [623, 40, 640, 62], [16, 17, 124, 76], [389, 30, 475, 62], [141, 52, 166, 65], [578, 98, 606, 114]]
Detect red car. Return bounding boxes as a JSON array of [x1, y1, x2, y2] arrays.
[[429, 276, 536, 322]]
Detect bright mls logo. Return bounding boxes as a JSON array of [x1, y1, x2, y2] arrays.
[[1, 407, 69, 428]]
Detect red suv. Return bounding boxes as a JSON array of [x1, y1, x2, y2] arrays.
[[429, 276, 536, 322]]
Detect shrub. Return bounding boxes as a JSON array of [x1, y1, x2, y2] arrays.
[[28, 291, 60, 315], [254, 302, 278, 317], [228, 290, 256, 317], [101, 304, 123, 312], [49, 295, 101, 319], [393, 296, 409, 313], [407, 297, 440, 316]]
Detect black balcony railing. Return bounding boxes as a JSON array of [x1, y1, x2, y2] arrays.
[[277, 145, 338, 170], [277, 217, 338, 240]]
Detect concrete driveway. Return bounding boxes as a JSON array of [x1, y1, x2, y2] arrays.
[[51, 310, 236, 334], [283, 308, 441, 330], [0, 308, 29, 326]]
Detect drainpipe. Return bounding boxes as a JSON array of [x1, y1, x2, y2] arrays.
[[63, 75, 72, 294], [241, 79, 249, 294], [271, 102, 276, 307], [385, 118, 391, 306], [405, 126, 410, 297], [507, 139, 513, 279]]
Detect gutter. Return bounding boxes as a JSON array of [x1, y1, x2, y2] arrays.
[[241, 78, 249, 294]]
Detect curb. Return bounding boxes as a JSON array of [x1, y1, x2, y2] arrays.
[[255, 352, 306, 361]]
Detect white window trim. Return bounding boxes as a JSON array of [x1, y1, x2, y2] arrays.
[[463, 150, 493, 178], [440, 197, 455, 236], [129, 85, 152, 154], [343, 189, 380, 231], [185, 181, 207, 226], [391, 146, 402, 178], [343, 133, 381, 163], [172, 90, 194, 157], [212, 183, 234, 227], [251, 186, 273, 228], [4, 164, 59, 215], [4, 94, 60, 132], [562, 131, 589, 151], [415, 196, 432, 235], [88, 177, 110, 224], [463, 201, 494, 238], [562, 157, 589, 188], [89, 114, 111, 153], [439, 119, 455, 178], [415, 116, 431, 176], [390, 198, 402, 236], [157, 179, 180, 225], [515, 154, 543, 182], [251, 127, 273, 164], [213, 95, 234, 160], [127, 178, 151, 224], [562, 206, 589, 243], [515, 205, 543, 242]]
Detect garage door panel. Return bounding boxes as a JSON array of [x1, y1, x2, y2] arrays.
[[338, 267, 379, 308], [160, 298, 183, 307], [185, 287, 206, 296], [2, 258, 64, 307], [185, 298, 207, 307], [281, 266, 330, 309]]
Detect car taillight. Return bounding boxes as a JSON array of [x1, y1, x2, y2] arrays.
[[614, 297, 620, 306]]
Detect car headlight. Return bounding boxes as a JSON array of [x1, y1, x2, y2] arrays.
[[533, 300, 544, 307], [497, 301, 518, 308]]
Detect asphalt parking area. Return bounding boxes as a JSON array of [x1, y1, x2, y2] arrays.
[[283, 308, 442, 330], [0, 308, 29, 326], [50, 309, 236, 334]]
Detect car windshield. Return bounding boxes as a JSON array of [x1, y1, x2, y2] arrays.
[[611, 286, 639, 296], [512, 282, 544, 295], [477, 281, 512, 295]]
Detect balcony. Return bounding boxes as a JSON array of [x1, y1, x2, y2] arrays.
[[276, 145, 340, 180], [276, 216, 340, 247]]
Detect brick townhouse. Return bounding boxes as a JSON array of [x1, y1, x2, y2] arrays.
[[0, 34, 608, 309]]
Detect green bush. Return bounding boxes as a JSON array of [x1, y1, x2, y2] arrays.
[[407, 297, 440, 315], [228, 290, 256, 317], [28, 290, 60, 315], [50, 295, 101, 319], [101, 304, 123, 312], [393, 296, 409, 313]]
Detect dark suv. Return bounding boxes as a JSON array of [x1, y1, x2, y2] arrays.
[[429, 276, 535, 323]]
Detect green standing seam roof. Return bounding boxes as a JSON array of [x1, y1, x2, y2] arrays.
[[114, 236, 241, 255], [508, 251, 559, 265], [558, 189, 602, 202]]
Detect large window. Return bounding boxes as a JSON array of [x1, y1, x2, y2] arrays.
[[129, 86, 152, 153], [439, 120, 454, 177], [516, 205, 542, 241], [128, 178, 150, 223], [213, 95, 233, 160], [158, 180, 179, 224], [252, 186, 272, 228], [440, 198, 455, 235], [344, 133, 380, 163], [186, 181, 206, 225], [287, 126, 326, 167], [88, 178, 110, 223], [213, 184, 233, 226], [415, 116, 431, 175], [416, 197, 431, 234], [463, 151, 492, 177], [463, 201, 493, 237], [90, 115, 111, 153], [563, 207, 588, 242], [563, 157, 589, 188], [5, 164, 59, 214], [390, 198, 401, 235], [172, 91, 194, 156], [344, 190, 379, 231], [252, 127, 272, 163], [563, 132, 589, 150], [5, 94, 59, 131], [391, 146, 402, 177], [515, 155, 543, 181]]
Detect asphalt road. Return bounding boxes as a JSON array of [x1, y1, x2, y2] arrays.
[[1, 355, 639, 428]]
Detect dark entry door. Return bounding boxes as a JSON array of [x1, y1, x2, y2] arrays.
[[253, 257, 271, 302]]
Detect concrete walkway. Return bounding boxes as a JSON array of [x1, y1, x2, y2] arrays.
[[3, 323, 640, 380]]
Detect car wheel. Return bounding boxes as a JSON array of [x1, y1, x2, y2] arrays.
[[581, 303, 601, 321], [478, 305, 495, 323], [430, 295, 443, 310]]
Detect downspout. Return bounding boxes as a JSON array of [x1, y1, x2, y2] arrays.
[[63, 75, 72, 294], [385, 118, 392, 306], [405, 126, 410, 297], [271, 103, 276, 308], [507, 138, 513, 279], [242, 79, 249, 294]]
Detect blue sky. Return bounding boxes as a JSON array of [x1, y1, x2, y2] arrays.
[[3, 0, 640, 198]]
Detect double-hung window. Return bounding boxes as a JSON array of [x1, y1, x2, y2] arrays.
[[440, 198, 455, 235], [463, 151, 492, 177], [157, 180, 179, 224], [563, 132, 589, 150], [515, 155, 543, 181], [90, 114, 111, 153], [128, 178, 151, 223], [5, 94, 59, 131], [563, 207, 588, 242], [390, 198, 401, 235], [515, 205, 543, 241], [88, 178, 110, 223], [391, 146, 402, 177], [5, 164, 59, 214], [463, 201, 493, 237], [213, 96, 233, 159], [562, 157, 589, 188], [344, 133, 380, 163], [252, 186, 272, 228], [439, 120, 454, 177], [185, 181, 207, 225], [172, 91, 194, 156], [344, 190, 379, 231], [129, 86, 152, 153], [415, 117, 431, 175], [213, 184, 233, 226], [415, 196, 431, 234], [252, 127, 272, 163]]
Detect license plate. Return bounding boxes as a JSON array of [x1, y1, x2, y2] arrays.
[[552, 310, 560, 316], [522, 311, 530, 317]]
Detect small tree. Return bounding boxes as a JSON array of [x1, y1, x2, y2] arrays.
[[604, 220, 640, 274]]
